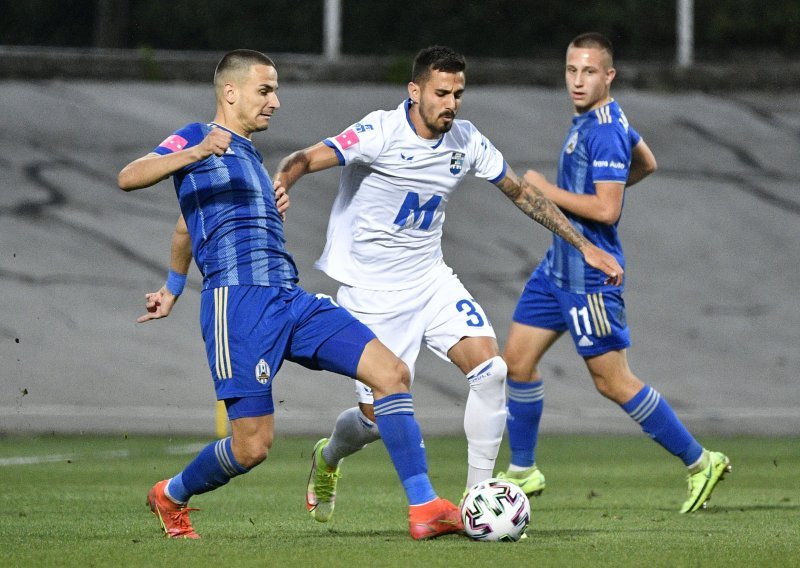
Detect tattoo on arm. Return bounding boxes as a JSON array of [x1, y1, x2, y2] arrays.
[[275, 151, 311, 190], [499, 176, 590, 251]]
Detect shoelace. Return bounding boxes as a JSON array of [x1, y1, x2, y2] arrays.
[[167, 507, 200, 535], [315, 470, 341, 500]]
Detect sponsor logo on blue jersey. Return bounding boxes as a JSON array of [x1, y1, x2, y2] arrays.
[[592, 160, 626, 169]]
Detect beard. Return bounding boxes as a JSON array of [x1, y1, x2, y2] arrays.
[[422, 110, 455, 135], [437, 118, 454, 133]]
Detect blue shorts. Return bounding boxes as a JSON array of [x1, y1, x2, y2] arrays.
[[225, 395, 274, 420], [199, 285, 376, 414], [512, 268, 630, 357]]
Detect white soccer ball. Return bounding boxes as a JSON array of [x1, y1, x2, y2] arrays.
[[460, 477, 531, 542]]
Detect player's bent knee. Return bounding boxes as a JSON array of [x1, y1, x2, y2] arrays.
[[236, 441, 270, 469], [357, 339, 410, 395], [592, 377, 612, 398], [505, 357, 540, 383], [231, 427, 273, 468], [378, 357, 411, 395], [591, 374, 630, 404], [359, 353, 410, 399], [468, 356, 507, 392]]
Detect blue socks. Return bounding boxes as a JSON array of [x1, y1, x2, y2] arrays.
[[165, 395, 437, 507], [373, 393, 436, 505], [506, 378, 544, 468], [166, 437, 249, 504], [504, 379, 703, 469], [622, 385, 703, 466]]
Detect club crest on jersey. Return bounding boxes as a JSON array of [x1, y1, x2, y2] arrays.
[[255, 359, 270, 384], [449, 151, 465, 175], [566, 131, 579, 154]]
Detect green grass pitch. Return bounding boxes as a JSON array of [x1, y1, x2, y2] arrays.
[[0, 434, 797, 567]]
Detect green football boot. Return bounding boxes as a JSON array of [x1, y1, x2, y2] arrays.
[[306, 438, 342, 522], [496, 465, 546, 497], [680, 450, 731, 513]]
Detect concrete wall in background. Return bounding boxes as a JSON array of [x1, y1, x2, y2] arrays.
[[1, 80, 798, 438]]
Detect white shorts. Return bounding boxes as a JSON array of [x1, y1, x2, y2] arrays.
[[336, 263, 496, 404]]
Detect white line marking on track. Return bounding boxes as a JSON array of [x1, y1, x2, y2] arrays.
[[0, 444, 205, 467]]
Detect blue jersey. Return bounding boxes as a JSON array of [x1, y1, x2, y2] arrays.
[[154, 123, 298, 290], [540, 100, 640, 293]]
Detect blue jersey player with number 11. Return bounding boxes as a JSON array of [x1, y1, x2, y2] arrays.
[[496, 33, 731, 513], [118, 49, 464, 540]]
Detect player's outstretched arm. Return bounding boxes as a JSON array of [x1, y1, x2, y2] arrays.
[[137, 216, 193, 323], [118, 128, 232, 191], [495, 167, 591, 247], [273, 142, 341, 192], [495, 167, 623, 286], [627, 138, 657, 187]]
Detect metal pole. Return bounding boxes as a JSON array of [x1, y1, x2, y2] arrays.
[[324, 0, 342, 61], [677, 0, 694, 67]]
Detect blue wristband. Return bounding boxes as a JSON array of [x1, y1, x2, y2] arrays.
[[165, 270, 188, 296]]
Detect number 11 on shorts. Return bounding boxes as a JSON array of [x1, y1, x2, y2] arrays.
[[569, 306, 592, 337]]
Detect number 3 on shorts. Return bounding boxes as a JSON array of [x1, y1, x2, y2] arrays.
[[456, 299, 485, 327]]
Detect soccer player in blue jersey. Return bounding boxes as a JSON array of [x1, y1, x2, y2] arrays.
[[496, 33, 731, 513], [118, 49, 464, 540]]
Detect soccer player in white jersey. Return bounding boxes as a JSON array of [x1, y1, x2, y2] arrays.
[[496, 33, 731, 513], [121, 49, 466, 541], [272, 45, 623, 524]]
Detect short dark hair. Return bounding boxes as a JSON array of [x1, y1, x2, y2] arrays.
[[214, 49, 275, 87], [569, 32, 614, 63], [411, 45, 466, 84]]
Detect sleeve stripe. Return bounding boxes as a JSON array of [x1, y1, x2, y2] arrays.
[[323, 139, 346, 166], [488, 160, 508, 184]]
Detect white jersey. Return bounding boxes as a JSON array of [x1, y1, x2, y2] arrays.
[[315, 99, 506, 290]]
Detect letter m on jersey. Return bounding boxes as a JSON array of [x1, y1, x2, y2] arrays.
[[393, 192, 442, 230]]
